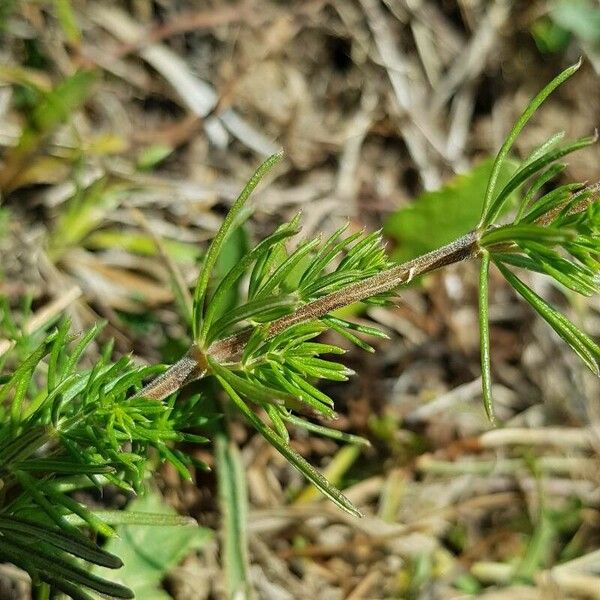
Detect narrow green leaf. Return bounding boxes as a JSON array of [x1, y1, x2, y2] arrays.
[[14, 470, 80, 536], [201, 225, 298, 342], [324, 315, 389, 339], [478, 251, 496, 423], [481, 224, 574, 247], [53, 0, 81, 44], [0, 535, 133, 598], [264, 404, 290, 442], [323, 317, 375, 353], [193, 151, 284, 340], [287, 357, 352, 381], [525, 131, 565, 164], [284, 414, 370, 446], [496, 261, 599, 375], [207, 295, 297, 345], [47, 319, 70, 392], [216, 375, 362, 517], [515, 163, 567, 222], [270, 364, 335, 416], [45, 485, 116, 538], [64, 510, 196, 528], [522, 182, 584, 224], [0, 516, 121, 568], [485, 134, 596, 225], [208, 357, 292, 406], [64, 321, 106, 378], [249, 212, 302, 298], [480, 60, 581, 225], [14, 459, 115, 474], [255, 236, 322, 299], [299, 223, 355, 286]]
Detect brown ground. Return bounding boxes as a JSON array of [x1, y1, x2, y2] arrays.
[[1, 1, 599, 599]]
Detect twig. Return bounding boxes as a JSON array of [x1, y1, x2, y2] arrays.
[[138, 230, 480, 400], [480, 427, 597, 449], [430, 0, 512, 113], [360, 0, 444, 187]]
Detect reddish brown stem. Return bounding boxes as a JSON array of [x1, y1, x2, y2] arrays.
[[138, 230, 480, 401]]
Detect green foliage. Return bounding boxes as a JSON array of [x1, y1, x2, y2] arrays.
[[0, 63, 599, 599], [478, 61, 599, 409], [531, 17, 572, 54], [136, 144, 174, 171], [193, 151, 284, 341], [384, 157, 519, 262], [0, 0, 18, 31], [53, 0, 82, 45], [552, 0, 600, 47], [479, 59, 582, 227], [0, 318, 210, 597], [194, 194, 392, 514], [94, 490, 212, 600]]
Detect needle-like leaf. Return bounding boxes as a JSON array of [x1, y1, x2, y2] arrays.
[[193, 151, 284, 340]]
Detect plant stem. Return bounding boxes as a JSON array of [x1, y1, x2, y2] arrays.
[[139, 230, 480, 401]]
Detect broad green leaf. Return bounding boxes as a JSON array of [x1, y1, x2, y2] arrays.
[[95, 490, 212, 600], [531, 17, 571, 54], [552, 0, 600, 44], [384, 158, 519, 263]]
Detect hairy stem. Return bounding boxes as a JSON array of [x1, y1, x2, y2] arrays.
[[138, 230, 480, 401]]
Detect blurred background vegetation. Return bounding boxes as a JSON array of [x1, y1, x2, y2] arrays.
[[1, 1, 599, 598]]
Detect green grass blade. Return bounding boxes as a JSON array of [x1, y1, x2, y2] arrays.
[[215, 433, 253, 599]]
